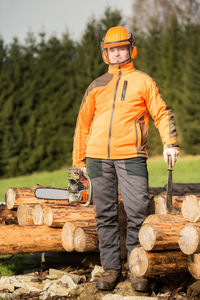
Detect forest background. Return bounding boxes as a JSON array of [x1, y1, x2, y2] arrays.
[[0, 0, 199, 178]]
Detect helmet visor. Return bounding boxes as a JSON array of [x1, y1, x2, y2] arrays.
[[103, 39, 130, 49]]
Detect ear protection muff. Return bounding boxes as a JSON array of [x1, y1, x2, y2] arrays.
[[101, 38, 110, 64], [129, 32, 137, 60]]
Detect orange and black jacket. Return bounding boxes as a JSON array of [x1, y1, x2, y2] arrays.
[[73, 61, 178, 167]]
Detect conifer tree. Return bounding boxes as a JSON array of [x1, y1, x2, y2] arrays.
[[177, 22, 200, 154]]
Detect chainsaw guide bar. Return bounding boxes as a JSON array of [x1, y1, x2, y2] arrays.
[[35, 187, 69, 200]]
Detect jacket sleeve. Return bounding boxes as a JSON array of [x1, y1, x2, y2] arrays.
[[72, 86, 95, 167], [145, 78, 179, 149]]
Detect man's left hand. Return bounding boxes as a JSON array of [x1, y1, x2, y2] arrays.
[[163, 148, 179, 167]]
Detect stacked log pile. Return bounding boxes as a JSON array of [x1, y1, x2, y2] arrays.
[[1, 182, 200, 281], [128, 183, 200, 281]]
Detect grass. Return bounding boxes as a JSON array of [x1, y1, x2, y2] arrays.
[[0, 254, 41, 276], [148, 155, 200, 187]]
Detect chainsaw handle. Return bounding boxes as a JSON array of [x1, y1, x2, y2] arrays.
[[81, 173, 92, 206]]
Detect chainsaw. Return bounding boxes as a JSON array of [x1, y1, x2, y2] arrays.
[[34, 168, 92, 206]]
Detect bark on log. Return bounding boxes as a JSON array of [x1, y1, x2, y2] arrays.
[[0, 204, 17, 225], [178, 223, 200, 255], [73, 226, 98, 252], [188, 253, 200, 279], [0, 225, 63, 254], [17, 203, 43, 226], [181, 195, 200, 222], [143, 213, 186, 225], [43, 205, 96, 227], [129, 247, 188, 277]]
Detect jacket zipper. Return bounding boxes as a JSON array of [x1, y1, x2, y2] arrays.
[[108, 67, 121, 158]]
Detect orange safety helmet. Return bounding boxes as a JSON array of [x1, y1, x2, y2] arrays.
[[101, 26, 137, 65]]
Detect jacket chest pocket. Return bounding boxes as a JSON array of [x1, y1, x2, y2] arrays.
[[121, 80, 128, 101]]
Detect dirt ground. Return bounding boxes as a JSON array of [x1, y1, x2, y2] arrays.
[[1, 252, 199, 300]]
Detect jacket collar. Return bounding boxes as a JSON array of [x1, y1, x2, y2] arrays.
[[108, 61, 135, 75]]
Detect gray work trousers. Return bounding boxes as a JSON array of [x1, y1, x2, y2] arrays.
[[86, 157, 150, 270]]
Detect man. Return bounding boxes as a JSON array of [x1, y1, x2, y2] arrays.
[[73, 26, 179, 292]]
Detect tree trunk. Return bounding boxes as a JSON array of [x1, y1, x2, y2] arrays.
[[0, 204, 17, 225], [181, 195, 200, 222], [188, 253, 200, 279], [43, 204, 96, 227], [73, 226, 98, 252], [139, 214, 186, 251], [0, 225, 63, 254], [129, 247, 188, 277], [139, 222, 186, 252], [178, 223, 200, 255]]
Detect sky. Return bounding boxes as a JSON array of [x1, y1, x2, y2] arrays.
[[0, 0, 134, 44]]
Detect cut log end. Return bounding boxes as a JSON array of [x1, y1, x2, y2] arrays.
[[153, 195, 167, 215], [182, 195, 200, 222], [74, 227, 86, 252], [17, 204, 29, 226], [6, 188, 16, 209], [61, 222, 76, 252], [139, 224, 156, 251], [178, 224, 200, 255], [129, 247, 148, 277], [188, 253, 200, 279], [32, 204, 43, 225]]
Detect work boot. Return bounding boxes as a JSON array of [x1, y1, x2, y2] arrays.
[[96, 269, 121, 290], [129, 272, 150, 293]]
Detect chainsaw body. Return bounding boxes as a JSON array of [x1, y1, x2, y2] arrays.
[[35, 168, 92, 206], [67, 168, 92, 206]]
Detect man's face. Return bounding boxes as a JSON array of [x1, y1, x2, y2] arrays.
[[107, 45, 130, 65]]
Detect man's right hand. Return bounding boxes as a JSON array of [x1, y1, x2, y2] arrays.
[[163, 148, 179, 167]]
